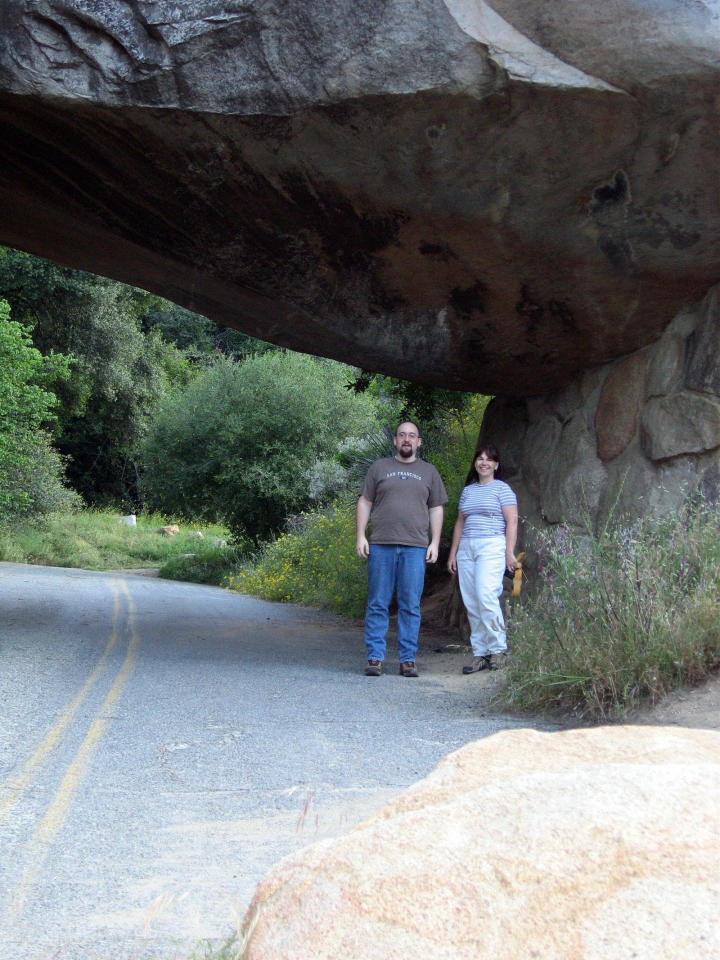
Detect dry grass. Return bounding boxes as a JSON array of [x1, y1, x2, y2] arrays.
[[500, 499, 720, 720]]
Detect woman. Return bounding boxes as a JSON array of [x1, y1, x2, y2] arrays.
[[447, 443, 518, 673]]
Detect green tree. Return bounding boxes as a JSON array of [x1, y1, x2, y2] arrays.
[[0, 248, 192, 504], [350, 370, 471, 426], [52, 283, 193, 504], [140, 351, 381, 540], [140, 299, 273, 361], [0, 300, 78, 520]]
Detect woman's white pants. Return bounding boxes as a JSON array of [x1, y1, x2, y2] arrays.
[[457, 535, 507, 656]]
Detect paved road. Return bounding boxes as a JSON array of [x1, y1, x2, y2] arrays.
[[0, 562, 552, 960]]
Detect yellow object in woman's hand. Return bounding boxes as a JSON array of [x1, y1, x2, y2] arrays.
[[512, 552, 526, 596]]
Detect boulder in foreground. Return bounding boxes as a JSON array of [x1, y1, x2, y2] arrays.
[[239, 726, 720, 959]]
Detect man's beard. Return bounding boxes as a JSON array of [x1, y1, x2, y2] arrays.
[[397, 444, 414, 460]]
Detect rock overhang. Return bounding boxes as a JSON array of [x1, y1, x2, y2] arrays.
[[0, 0, 719, 394]]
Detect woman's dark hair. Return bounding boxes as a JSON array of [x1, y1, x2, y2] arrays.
[[464, 443, 503, 485]]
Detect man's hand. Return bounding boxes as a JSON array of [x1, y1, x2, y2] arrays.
[[356, 536, 370, 559], [427, 505, 443, 565]]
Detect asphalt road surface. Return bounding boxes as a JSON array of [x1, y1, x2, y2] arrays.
[[0, 562, 553, 960]]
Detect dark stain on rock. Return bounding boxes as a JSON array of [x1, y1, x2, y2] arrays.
[[419, 242, 456, 261], [590, 170, 631, 213], [669, 227, 701, 249], [276, 170, 404, 272], [599, 237, 635, 271], [516, 285, 544, 343], [322, 101, 360, 127], [547, 299, 577, 333], [450, 281, 488, 317], [466, 339, 490, 364], [629, 194, 703, 251]]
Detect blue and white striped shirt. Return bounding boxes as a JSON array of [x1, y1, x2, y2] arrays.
[[459, 480, 517, 538]]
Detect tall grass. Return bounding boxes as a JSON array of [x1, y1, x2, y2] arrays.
[[226, 506, 367, 617], [502, 498, 720, 719], [0, 509, 231, 571]]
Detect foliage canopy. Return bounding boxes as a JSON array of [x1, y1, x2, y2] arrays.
[[140, 351, 382, 540], [0, 300, 78, 519], [0, 247, 192, 504]]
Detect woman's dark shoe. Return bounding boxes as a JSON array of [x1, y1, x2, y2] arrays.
[[487, 653, 506, 670], [462, 656, 490, 674]]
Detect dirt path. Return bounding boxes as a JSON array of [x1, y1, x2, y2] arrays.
[[624, 670, 720, 730]]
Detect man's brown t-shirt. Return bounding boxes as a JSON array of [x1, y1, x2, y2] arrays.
[[360, 456, 448, 548]]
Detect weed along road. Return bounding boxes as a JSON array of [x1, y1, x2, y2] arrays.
[[0, 562, 547, 959]]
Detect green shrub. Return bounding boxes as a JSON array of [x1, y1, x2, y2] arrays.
[[0, 248, 193, 506], [140, 352, 381, 541], [227, 506, 367, 616], [501, 499, 720, 719], [0, 301, 78, 521]]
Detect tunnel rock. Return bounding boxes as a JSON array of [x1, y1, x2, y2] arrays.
[[1, 0, 719, 394]]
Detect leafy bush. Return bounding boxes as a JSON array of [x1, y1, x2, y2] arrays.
[[0, 302, 78, 521], [140, 352, 380, 541], [227, 507, 367, 617], [501, 500, 720, 719], [46, 284, 191, 505], [304, 457, 350, 502], [0, 247, 192, 505]]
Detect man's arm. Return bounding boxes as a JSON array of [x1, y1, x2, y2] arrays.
[[355, 495, 373, 559], [426, 505, 444, 563]]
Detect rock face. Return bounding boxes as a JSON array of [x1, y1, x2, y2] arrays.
[[1, 1, 720, 393], [483, 285, 720, 530], [238, 726, 720, 960]]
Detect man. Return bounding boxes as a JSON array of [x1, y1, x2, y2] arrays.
[[355, 421, 448, 677]]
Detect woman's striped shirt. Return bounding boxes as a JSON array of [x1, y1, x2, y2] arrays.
[[458, 480, 517, 538]]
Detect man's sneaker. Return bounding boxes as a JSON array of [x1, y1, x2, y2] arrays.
[[399, 661, 419, 678], [462, 655, 491, 674], [365, 659, 382, 676]]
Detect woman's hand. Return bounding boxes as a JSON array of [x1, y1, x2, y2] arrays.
[[447, 552, 458, 575], [505, 549, 518, 573]]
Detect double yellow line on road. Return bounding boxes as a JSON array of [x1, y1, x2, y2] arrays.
[[1, 578, 140, 926]]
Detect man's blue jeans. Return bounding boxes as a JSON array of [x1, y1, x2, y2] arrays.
[[364, 544, 427, 663]]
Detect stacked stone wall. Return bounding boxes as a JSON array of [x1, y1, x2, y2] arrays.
[[482, 285, 720, 540]]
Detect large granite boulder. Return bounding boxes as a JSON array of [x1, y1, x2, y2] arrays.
[[238, 726, 720, 959], [1, 1, 719, 393]]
